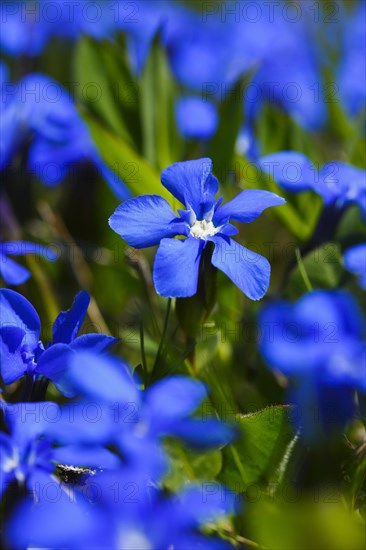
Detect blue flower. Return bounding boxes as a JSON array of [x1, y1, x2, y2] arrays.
[[109, 158, 285, 300], [337, 2, 366, 118], [6, 468, 236, 550], [0, 289, 118, 394], [0, 240, 56, 285], [0, 401, 120, 498], [344, 243, 366, 289], [259, 290, 366, 440], [0, 0, 117, 56], [258, 152, 366, 217], [175, 97, 218, 140], [65, 351, 236, 473], [1, 73, 130, 199]]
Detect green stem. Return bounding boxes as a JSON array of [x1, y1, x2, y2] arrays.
[[151, 298, 172, 379], [295, 247, 313, 292]]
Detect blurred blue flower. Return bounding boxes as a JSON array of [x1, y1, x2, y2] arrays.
[[175, 97, 218, 141], [0, 73, 130, 199], [6, 467, 236, 549], [258, 152, 366, 217], [0, 289, 117, 393], [259, 290, 366, 440], [66, 351, 236, 473], [338, 1, 366, 118], [0, 0, 117, 56], [0, 240, 56, 285], [344, 243, 366, 289], [0, 61, 8, 86], [0, 401, 120, 498], [109, 158, 285, 299]]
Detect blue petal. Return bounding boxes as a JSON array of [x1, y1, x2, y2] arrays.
[[67, 351, 138, 404], [258, 152, 316, 192], [177, 484, 237, 525], [259, 290, 365, 377], [153, 237, 203, 298], [52, 291, 90, 344], [1, 241, 57, 261], [6, 493, 102, 550], [211, 236, 270, 300], [214, 189, 285, 225], [0, 252, 31, 285], [161, 158, 219, 218], [35, 344, 75, 397], [145, 376, 207, 424], [70, 334, 119, 353], [109, 195, 180, 249], [175, 97, 218, 140], [52, 445, 121, 470], [0, 326, 27, 384], [344, 243, 366, 289], [173, 418, 237, 449], [0, 289, 40, 348], [318, 162, 366, 210]]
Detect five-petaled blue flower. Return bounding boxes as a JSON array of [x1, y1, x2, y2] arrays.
[[0, 289, 117, 395], [109, 158, 285, 300], [0, 240, 56, 286]]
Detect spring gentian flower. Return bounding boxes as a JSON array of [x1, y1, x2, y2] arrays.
[[1, 73, 130, 199], [66, 351, 236, 473], [258, 152, 366, 217], [7, 467, 236, 550], [337, 1, 366, 118], [175, 97, 218, 140], [0, 240, 56, 285], [109, 158, 285, 300], [0, 0, 117, 56], [259, 290, 366, 440], [0, 401, 120, 497], [0, 289, 117, 394], [344, 244, 366, 289]]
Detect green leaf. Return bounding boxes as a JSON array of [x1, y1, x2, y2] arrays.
[[82, 114, 173, 203], [139, 34, 181, 170], [163, 439, 222, 492], [219, 405, 294, 490], [74, 36, 136, 146], [286, 243, 344, 299], [210, 77, 245, 182]]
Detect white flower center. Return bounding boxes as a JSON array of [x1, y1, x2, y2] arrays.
[[190, 219, 219, 239]]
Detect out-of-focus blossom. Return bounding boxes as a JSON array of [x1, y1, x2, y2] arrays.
[[66, 351, 236, 474], [6, 467, 236, 550], [259, 290, 366, 440], [338, 2, 366, 118], [175, 97, 218, 140], [1, 73, 130, 199], [0, 0, 117, 56], [344, 243, 366, 289], [259, 151, 366, 217], [0, 402, 119, 497], [0, 240, 56, 285]]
